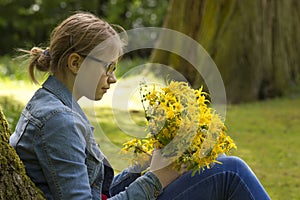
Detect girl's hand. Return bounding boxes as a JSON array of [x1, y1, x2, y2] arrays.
[[149, 149, 187, 188]]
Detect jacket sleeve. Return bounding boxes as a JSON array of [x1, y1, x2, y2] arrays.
[[109, 172, 163, 200], [110, 168, 142, 195], [34, 111, 93, 200]]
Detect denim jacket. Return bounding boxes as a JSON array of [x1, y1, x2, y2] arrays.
[[10, 76, 162, 200]]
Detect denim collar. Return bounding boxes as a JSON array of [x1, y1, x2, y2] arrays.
[[42, 75, 89, 123]]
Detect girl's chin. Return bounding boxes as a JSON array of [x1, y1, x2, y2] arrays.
[[83, 93, 104, 101], [94, 96, 103, 101], [94, 92, 105, 101]]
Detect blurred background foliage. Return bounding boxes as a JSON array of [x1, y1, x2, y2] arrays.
[[0, 95, 23, 131], [0, 0, 168, 82], [0, 0, 169, 56]]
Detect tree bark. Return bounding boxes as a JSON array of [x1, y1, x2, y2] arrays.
[[0, 108, 45, 199], [150, 0, 300, 103]]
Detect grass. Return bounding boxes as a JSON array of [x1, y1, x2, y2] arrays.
[[226, 98, 300, 199]]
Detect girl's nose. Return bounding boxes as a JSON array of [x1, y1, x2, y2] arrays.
[[108, 72, 117, 84]]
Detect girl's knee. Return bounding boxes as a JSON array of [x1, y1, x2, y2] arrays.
[[218, 156, 252, 173]]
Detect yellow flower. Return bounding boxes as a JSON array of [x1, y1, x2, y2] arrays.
[[121, 81, 236, 176]]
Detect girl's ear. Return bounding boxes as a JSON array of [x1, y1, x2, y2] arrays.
[[68, 53, 83, 75]]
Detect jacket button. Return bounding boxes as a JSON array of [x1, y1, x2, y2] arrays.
[[154, 190, 160, 198]]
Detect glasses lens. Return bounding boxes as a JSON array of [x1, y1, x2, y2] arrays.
[[106, 63, 116, 75]]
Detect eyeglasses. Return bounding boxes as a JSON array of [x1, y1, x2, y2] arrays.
[[84, 55, 117, 76]]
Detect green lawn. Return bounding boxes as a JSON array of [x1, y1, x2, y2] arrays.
[[1, 79, 299, 199], [225, 98, 300, 199]]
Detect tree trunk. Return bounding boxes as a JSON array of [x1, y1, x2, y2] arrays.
[[150, 0, 300, 103], [0, 108, 45, 199]]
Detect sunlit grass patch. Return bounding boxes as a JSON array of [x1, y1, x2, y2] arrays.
[[226, 97, 300, 199]]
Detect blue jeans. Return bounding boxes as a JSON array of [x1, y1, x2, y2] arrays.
[[157, 156, 270, 200]]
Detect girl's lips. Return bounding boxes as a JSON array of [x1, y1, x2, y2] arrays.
[[102, 88, 109, 92]]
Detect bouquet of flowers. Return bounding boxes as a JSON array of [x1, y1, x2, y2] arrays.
[[122, 81, 236, 175]]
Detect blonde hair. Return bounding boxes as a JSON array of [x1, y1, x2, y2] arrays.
[[23, 12, 126, 83]]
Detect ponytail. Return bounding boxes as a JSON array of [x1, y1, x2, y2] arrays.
[[18, 47, 51, 84]]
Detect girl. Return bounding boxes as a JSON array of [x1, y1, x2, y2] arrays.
[[10, 12, 270, 200]]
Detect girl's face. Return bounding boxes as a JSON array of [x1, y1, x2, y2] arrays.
[[74, 53, 117, 101], [93, 59, 117, 100]]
